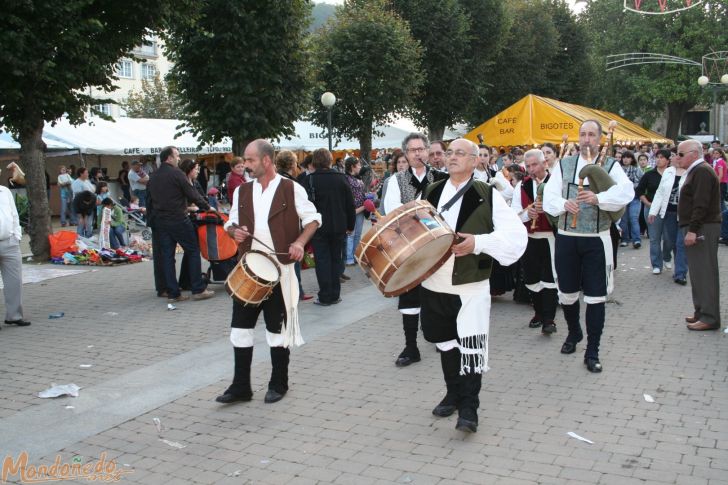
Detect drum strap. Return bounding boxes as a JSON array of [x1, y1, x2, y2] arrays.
[[437, 177, 475, 216]]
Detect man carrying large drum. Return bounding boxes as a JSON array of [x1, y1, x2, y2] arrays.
[[216, 140, 321, 405], [381, 133, 448, 367], [419, 138, 526, 432]]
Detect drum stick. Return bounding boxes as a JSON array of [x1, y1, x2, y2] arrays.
[[230, 223, 289, 256]]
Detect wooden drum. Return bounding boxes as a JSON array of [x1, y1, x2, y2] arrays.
[[225, 250, 281, 305], [355, 200, 454, 297]]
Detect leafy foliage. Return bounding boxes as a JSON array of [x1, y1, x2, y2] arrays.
[[389, 0, 471, 140], [165, 0, 313, 154], [123, 73, 182, 119], [581, 0, 728, 140], [309, 0, 423, 158], [0, 0, 191, 259]]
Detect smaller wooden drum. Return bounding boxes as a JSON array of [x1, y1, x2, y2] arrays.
[[355, 199, 455, 297], [225, 250, 281, 305]]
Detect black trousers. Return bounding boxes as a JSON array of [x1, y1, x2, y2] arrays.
[[311, 232, 345, 303]]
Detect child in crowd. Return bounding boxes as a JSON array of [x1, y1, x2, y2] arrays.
[[101, 198, 127, 249]]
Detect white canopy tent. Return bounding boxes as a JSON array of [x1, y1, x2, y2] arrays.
[[41, 117, 232, 156], [273, 121, 413, 151], [0, 130, 76, 152]]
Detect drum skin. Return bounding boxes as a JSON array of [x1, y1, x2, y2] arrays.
[[225, 250, 281, 305], [355, 200, 454, 297]]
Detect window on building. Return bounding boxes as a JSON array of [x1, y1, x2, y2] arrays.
[[141, 63, 157, 80], [138, 39, 157, 57], [94, 104, 112, 116], [116, 60, 133, 79]]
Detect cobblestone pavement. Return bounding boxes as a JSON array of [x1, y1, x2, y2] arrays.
[[0, 243, 727, 485]]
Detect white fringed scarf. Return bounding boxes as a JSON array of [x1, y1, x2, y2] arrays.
[[279, 263, 305, 348]]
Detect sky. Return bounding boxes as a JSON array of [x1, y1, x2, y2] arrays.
[[317, 0, 586, 12]]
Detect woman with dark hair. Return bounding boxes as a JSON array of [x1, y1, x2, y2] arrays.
[[618, 150, 644, 248], [71, 167, 96, 238], [649, 149, 688, 284], [711, 148, 728, 244], [226, 156, 247, 203], [343, 157, 366, 267], [637, 148, 671, 274], [179, 159, 205, 199], [541, 143, 558, 169], [276, 150, 313, 301]]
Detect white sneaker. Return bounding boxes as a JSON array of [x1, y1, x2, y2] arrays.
[[652, 268, 661, 275], [665, 261, 673, 270]]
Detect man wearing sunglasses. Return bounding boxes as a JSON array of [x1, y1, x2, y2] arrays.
[[676, 140, 722, 331]]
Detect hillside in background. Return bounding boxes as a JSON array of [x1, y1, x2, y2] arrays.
[[311, 2, 336, 31]]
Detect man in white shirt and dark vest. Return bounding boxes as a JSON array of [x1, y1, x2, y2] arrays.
[[543, 120, 634, 373], [421, 138, 527, 433], [382, 133, 448, 368], [216, 140, 321, 404], [511, 149, 558, 335]]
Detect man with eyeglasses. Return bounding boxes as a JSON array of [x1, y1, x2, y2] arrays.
[[382, 133, 448, 368], [676, 139, 722, 331], [420, 138, 526, 432], [429, 141, 447, 171], [543, 120, 634, 374]]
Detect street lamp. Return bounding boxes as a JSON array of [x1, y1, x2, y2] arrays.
[[697, 74, 728, 142], [321, 92, 336, 151]]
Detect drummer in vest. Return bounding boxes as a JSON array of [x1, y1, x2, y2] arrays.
[[382, 132, 448, 367], [511, 149, 558, 335], [421, 138, 526, 432], [216, 140, 321, 404], [543, 120, 634, 373]]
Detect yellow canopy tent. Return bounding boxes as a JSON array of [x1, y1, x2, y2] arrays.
[[464, 94, 673, 147]]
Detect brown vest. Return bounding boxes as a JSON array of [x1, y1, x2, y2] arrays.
[[236, 178, 301, 265]]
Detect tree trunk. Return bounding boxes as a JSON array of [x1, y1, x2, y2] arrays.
[[232, 137, 253, 156], [665, 101, 692, 142], [358, 122, 373, 162], [428, 125, 445, 143], [19, 120, 51, 261]]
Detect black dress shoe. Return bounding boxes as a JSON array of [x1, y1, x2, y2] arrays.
[[215, 392, 252, 404], [395, 354, 421, 367], [432, 396, 457, 417], [455, 409, 478, 433], [528, 315, 542, 328], [674, 278, 687, 286], [541, 321, 557, 335], [264, 389, 286, 403], [4, 319, 31, 326], [584, 357, 602, 373], [560, 335, 582, 354], [313, 299, 331, 306]]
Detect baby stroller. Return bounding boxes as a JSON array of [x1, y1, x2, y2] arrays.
[[117, 197, 151, 241], [192, 210, 238, 284]]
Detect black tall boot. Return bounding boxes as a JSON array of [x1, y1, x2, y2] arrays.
[[455, 372, 482, 433], [395, 314, 421, 367], [265, 346, 290, 403], [529, 290, 543, 327], [432, 348, 460, 417], [215, 346, 253, 403], [541, 289, 558, 335], [584, 303, 605, 373], [560, 301, 583, 354]]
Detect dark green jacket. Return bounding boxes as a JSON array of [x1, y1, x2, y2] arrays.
[[425, 179, 494, 285]]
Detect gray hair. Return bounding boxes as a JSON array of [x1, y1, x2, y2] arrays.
[[525, 148, 545, 163], [252, 139, 275, 161], [679, 139, 702, 155], [580, 119, 603, 136], [452, 138, 479, 156], [401, 132, 429, 152]]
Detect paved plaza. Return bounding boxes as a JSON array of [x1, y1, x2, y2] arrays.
[[0, 243, 727, 484]]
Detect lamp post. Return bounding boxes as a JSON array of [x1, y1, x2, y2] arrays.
[[321, 92, 336, 152], [698, 74, 728, 143]]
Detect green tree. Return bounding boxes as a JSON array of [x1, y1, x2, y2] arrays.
[[123, 73, 182, 119], [458, 0, 512, 128], [309, 0, 423, 159], [0, 0, 189, 259], [165, 0, 312, 155], [581, 0, 728, 140], [389, 0, 471, 141], [478, 0, 560, 121]]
